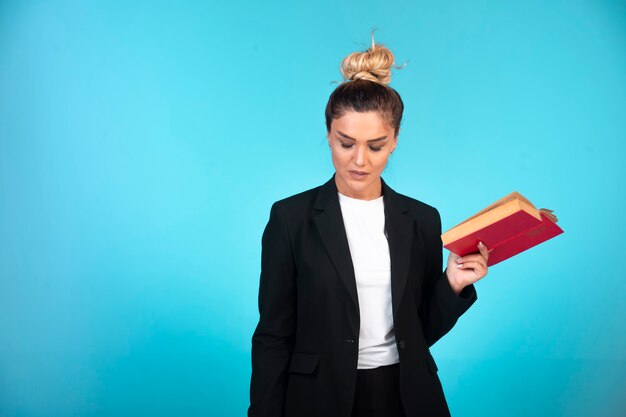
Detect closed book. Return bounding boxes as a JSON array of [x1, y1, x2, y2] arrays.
[[441, 191, 564, 266]]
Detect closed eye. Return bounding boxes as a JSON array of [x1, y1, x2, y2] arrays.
[[340, 143, 383, 152]]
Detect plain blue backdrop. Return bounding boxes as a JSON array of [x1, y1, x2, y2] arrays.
[[1, 1, 624, 416]]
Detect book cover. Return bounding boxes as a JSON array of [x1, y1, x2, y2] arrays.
[[441, 193, 564, 266]]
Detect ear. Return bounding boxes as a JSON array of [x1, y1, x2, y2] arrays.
[[391, 132, 398, 152]]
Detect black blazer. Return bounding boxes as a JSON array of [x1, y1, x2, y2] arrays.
[[249, 174, 477, 417]]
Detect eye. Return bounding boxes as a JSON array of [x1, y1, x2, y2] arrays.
[[340, 143, 353, 149], [370, 146, 383, 152]]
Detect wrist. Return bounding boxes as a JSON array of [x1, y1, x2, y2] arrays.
[[445, 269, 466, 296]]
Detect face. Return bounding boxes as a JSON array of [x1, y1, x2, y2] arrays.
[[327, 110, 398, 200]]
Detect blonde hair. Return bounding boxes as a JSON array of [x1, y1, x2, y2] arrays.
[[325, 31, 406, 136], [339, 31, 404, 85]]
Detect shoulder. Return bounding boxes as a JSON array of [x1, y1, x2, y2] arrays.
[[273, 183, 320, 209], [387, 187, 444, 241], [394, 189, 441, 223], [266, 182, 322, 223], [390, 191, 445, 252]]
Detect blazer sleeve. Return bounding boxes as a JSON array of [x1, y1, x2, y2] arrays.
[[418, 207, 478, 348], [249, 202, 297, 417]]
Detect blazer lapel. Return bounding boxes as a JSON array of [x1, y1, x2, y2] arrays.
[[312, 175, 360, 310], [381, 178, 415, 319], [312, 174, 415, 319]]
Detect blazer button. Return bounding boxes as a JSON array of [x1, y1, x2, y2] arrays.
[[398, 340, 405, 350]]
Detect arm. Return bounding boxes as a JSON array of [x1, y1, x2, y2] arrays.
[[418, 207, 478, 348], [249, 202, 297, 417]]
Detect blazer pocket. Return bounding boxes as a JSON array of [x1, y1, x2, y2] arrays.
[[425, 350, 438, 375], [288, 352, 320, 375]]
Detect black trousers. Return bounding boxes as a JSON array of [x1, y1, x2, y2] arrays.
[[351, 363, 406, 417]]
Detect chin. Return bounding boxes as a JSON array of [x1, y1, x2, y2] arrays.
[[350, 179, 369, 189], [342, 173, 377, 191]]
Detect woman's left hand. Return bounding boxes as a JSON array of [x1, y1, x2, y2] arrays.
[[445, 241, 490, 295]]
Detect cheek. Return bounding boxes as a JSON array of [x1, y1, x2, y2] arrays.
[[373, 154, 390, 169], [332, 150, 350, 165], [330, 153, 341, 169]]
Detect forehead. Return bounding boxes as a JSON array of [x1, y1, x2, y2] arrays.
[[331, 111, 392, 138]]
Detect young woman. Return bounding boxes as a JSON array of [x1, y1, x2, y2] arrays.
[[248, 34, 490, 417]]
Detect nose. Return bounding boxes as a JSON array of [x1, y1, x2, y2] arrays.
[[354, 144, 366, 167]]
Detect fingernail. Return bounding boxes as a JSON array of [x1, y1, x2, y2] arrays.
[[456, 257, 462, 263], [478, 241, 484, 247], [456, 263, 463, 268]]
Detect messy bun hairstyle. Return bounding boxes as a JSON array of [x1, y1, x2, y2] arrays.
[[325, 31, 405, 137]]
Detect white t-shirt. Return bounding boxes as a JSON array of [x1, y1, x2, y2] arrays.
[[337, 191, 400, 369]]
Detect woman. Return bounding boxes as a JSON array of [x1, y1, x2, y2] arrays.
[[248, 34, 490, 417]]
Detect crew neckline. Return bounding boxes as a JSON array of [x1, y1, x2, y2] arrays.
[[338, 191, 384, 203]]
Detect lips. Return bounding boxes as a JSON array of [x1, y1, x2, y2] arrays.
[[349, 170, 369, 180]]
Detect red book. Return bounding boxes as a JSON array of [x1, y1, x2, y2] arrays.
[[441, 192, 564, 266]]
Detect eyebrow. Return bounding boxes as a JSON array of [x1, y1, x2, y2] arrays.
[[336, 130, 387, 142]]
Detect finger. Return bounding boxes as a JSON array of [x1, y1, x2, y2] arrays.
[[456, 261, 487, 270], [455, 253, 487, 268], [477, 241, 490, 260], [455, 261, 488, 277], [456, 253, 484, 262]]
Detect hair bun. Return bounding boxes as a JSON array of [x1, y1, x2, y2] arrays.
[[339, 32, 399, 85]]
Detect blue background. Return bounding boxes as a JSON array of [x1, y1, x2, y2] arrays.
[[1, 1, 624, 416]]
